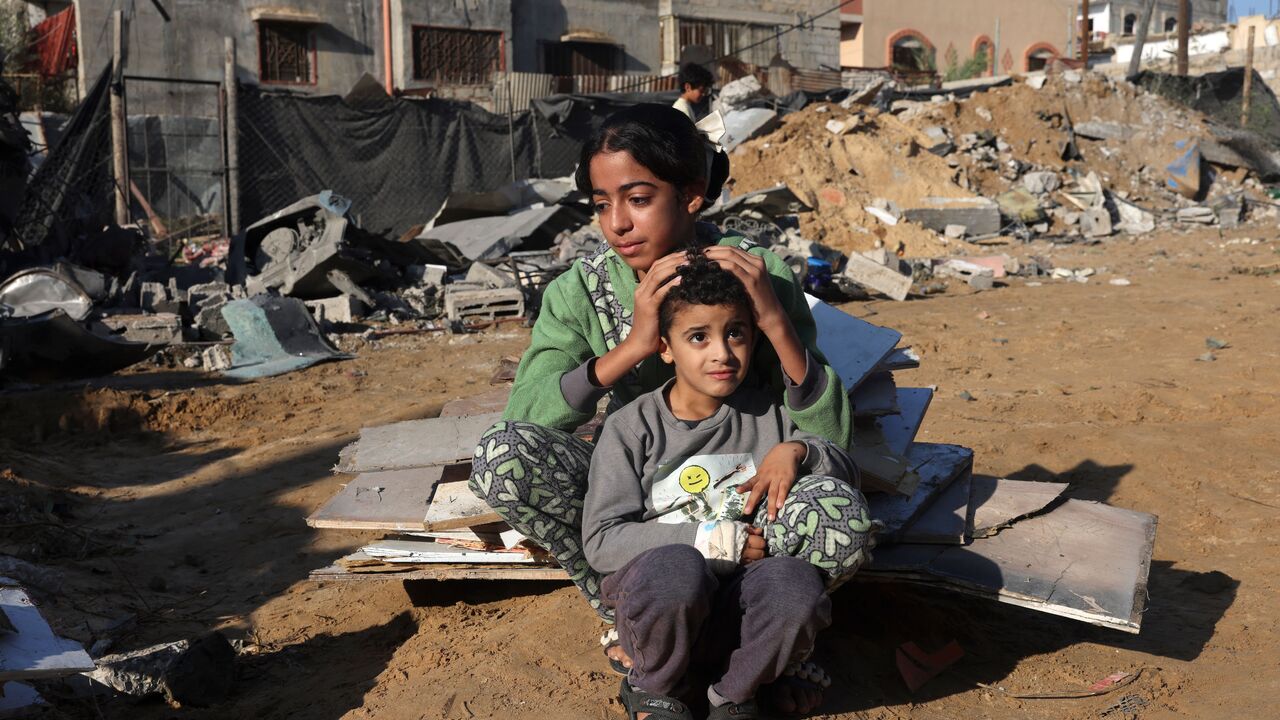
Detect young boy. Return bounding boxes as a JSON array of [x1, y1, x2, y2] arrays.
[[672, 62, 714, 122], [582, 251, 872, 719]]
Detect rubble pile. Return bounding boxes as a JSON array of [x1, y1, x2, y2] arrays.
[[730, 71, 1272, 258]]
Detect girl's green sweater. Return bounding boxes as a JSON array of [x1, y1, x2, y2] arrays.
[[503, 229, 854, 449]]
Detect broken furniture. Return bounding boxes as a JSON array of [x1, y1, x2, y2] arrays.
[[306, 302, 1158, 635]]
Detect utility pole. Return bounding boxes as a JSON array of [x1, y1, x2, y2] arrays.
[[1126, 0, 1158, 80], [1081, 0, 1090, 67], [1177, 0, 1189, 75], [1242, 25, 1256, 127], [110, 10, 128, 226], [224, 37, 241, 236]]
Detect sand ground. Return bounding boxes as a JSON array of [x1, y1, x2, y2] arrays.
[[2, 224, 1277, 719]]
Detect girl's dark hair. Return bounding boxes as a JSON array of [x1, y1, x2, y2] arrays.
[[575, 104, 730, 206], [658, 248, 752, 337]]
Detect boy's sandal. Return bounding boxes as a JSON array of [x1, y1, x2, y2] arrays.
[[600, 628, 629, 676], [707, 698, 773, 719], [618, 678, 695, 720], [763, 661, 831, 715]]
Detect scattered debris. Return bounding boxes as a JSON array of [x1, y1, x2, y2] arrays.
[[220, 295, 351, 379], [88, 632, 235, 707]]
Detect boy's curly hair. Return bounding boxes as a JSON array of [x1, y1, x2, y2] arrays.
[[658, 248, 752, 338]]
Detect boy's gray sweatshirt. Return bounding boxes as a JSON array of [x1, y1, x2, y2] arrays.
[[582, 374, 858, 575]]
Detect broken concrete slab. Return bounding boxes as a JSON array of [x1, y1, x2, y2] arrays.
[[995, 188, 1046, 224], [867, 499, 1157, 633], [1020, 171, 1061, 195], [706, 184, 812, 221], [305, 295, 367, 324], [97, 312, 183, 345], [944, 224, 967, 239], [805, 295, 902, 391], [88, 632, 235, 707], [465, 261, 517, 289], [1082, 207, 1114, 237], [1073, 121, 1138, 141], [840, 252, 912, 301], [969, 477, 1068, 538], [920, 126, 954, 156], [723, 108, 780, 150], [1114, 197, 1155, 234], [0, 580, 94, 681], [414, 205, 586, 271], [852, 372, 899, 418], [444, 286, 524, 322], [873, 387, 934, 457], [1176, 206, 1216, 224], [903, 197, 1001, 236], [193, 296, 231, 338]]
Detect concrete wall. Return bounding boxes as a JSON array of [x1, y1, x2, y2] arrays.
[[391, 0, 510, 95], [847, 0, 1077, 73], [73, 0, 382, 112], [1092, 1, 1228, 40], [660, 0, 840, 73], [511, 0, 661, 74]]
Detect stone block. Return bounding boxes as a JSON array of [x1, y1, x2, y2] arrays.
[[1082, 207, 1114, 237], [903, 197, 1001, 236], [841, 253, 912, 301], [444, 286, 525, 322], [465, 262, 517, 289], [305, 295, 367, 324], [98, 313, 183, 344]]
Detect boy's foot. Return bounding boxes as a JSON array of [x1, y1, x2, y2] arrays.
[[601, 628, 634, 674], [607, 643, 634, 670]]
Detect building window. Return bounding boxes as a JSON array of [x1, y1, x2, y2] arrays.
[[258, 21, 315, 84], [1025, 43, 1058, 72], [1164, 17, 1177, 33], [544, 41, 620, 76], [677, 17, 778, 68], [973, 37, 993, 75], [412, 26, 503, 86], [1123, 13, 1138, 35], [888, 31, 934, 72]]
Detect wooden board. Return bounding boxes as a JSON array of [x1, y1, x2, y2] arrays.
[[848, 446, 919, 496], [872, 387, 933, 457], [423, 481, 503, 531], [852, 372, 899, 418], [867, 443, 973, 539], [362, 539, 545, 564], [310, 554, 569, 583], [896, 468, 972, 544], [805, 295, 901, 392], [336, 412, 502, 473], [307, 467, 443, 531], [867, 499, 1157, 633], [970, 477, 1068, 538], [875, 346, 920, 372], [0, 583, 94, 681], [440, 387, 511, 418]]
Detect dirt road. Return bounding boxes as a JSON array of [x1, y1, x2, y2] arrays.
[[2, 225, 1277, 719]]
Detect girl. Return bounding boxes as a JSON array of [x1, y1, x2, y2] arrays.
[[468, 104, 859, 714]]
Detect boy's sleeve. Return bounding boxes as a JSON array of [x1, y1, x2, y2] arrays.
[[782, 408, 860, 485], [582, 415, 699, 574], [749, 245, 855, 450], [502, 271, 605, 431]]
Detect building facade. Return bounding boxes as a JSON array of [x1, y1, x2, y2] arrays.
[[841, 0, 1086, 75], [1084, 0, 1228, 40]]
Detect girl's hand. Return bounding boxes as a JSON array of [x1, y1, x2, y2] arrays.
[[624, 251, 688, 356], [737, 442, 806, 522], [703, 245, 788, 333]]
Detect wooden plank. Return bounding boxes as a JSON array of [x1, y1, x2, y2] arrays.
[[0, 582, 95, 681], [805, 295, 901, 392], [874, 346, 920, 372], [867, 443, 973, 538], [873, 387, 933, 456], [852, 372, 899, 418], [866, 499, 1157, 633], [440, 387, 511, 418], [423, 481, 503, 531], [896, 468, 972, 544], [336, 412, 503, 473], [848, 446, 920, 496], [310, 554, 569, 583], [307, 467, 442, 531], [362, 539, 545, 564], [970, 478, 1068, 538]]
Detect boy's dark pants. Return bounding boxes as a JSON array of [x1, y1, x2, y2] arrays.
[[602, 544, 832, 704]]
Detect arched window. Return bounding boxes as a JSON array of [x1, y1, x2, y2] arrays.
[[1024, 43, 1058, 72], [973, 36, 994, 76], [887, 30, 935, 72], [1123, 13, 1137, 36], [1165, 17, 1177, 33]]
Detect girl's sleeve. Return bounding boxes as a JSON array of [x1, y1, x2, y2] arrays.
[[749, 246, 855, 450], [502, 271, 603, 431]]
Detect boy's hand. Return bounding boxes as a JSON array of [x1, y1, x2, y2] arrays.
[[738, 442, 806, 522], [741, 526, 766, 563]]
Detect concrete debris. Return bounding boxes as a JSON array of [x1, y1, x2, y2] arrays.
[[1176, 206, 1216, 224], [903, 197, 1001, 236], [921, 126, 954, 156], [89, 632, 235, 707], [825, 117, 859, 136], [1020, 171, 1061, 195], [193, 295, 231, 339], [243, 190, 381, 299], [724, 108, 780, 150], [714, 75, 765, 114], [1114, 197, 1156, 234], [465, 261, 517, 289], [944, 224, 967, 239], [201, 345, 232, 371], [1082, 207, 1115, 237], [840, 79, 886, 109], [98, 312, 183, 345], [444, 286, 525, 322], [405, 264, 447, 288], [1074, 121, 1138, 141], [1026, 75, 1047, 90], [306, 295, 367, 324], [995, 188, 1047, 224], [841, 253, 912, 301]]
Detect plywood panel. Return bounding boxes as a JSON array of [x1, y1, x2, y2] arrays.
[[423, 481, 503, 531], [307, 467, 442, 531], [805, 295, 901, 392], [970, 478, 1068, 538], [867, 443, 973, 538], [896, 468, 972, 544], [867, 499, 1157, 633], [336, 412, 503, 473]]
